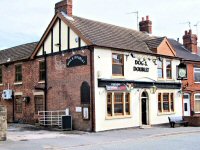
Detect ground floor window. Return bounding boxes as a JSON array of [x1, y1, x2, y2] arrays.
[[194, 94, 200, 112], [158, 93, 174, 113], [107, 92, 130, 117], [15, 95, 22, 113], [34, 95, 44, 114]]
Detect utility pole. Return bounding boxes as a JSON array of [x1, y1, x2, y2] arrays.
[[127, 11, 139, 30]]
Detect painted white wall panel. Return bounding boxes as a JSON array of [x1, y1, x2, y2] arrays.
[[44, 33, 51, 54], [70, 29, 78, 49], [53, 20, 60, 52], [61, 21, 68, 51]]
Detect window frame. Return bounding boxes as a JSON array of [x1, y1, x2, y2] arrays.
[[15, 64, 22, 83], [112, 53, 124, 76], [106, 92, 130, 118], [194, 68, 200, 83], [34, 95, 44, 114], [157, 60, 163, 79], [166, 60, 172, 79], [39, 61, 45, 81], [158, 92, 174, 114], [15, 95, 23, 113], [194, 93, 200, 113]]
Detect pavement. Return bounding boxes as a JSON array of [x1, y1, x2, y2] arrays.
[[1, 123, 200, 150]]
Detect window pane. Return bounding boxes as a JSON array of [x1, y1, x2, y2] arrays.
[[114, 93, 123, 115], [195, 72, 200, 82], [35, 95, 44, 113], [39, 61, 45, 81], [112, 54, 123, 64], [195, 94, 200, 99], [166, 60, 172, 79], [158, 93, 162, 112], [157, 69, 163, 78], [15, 96, 22, 113], [171, 93, 174, 112], [125, 93, 130, 115], [107, 93, 112, 116], [195, 100, 200, 112], [167, 69, 172, 79], [163, 94, 169, 112], [157, 60, 163, 68], [112, 65, 123, 75]]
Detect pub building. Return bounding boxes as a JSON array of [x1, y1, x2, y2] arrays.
[[0, 0, 187, 131]]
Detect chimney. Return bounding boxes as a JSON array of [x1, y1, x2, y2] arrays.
[[55, 0, 72, 16], [139, 15, 152, 34], [183, 29, 198, 54]]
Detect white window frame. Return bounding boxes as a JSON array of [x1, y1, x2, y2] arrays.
[[194, 68, 200, 83], [194, 93, 200, 113]]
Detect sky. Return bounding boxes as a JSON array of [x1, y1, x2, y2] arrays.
[[0, 0, 200, 50]]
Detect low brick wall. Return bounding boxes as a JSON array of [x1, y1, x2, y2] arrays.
[[0, 106, 7, 141], [184, 116, 200, 126]]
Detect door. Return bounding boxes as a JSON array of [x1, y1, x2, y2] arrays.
[[141, 92, 148, 125], [183, 93, 190, 116]]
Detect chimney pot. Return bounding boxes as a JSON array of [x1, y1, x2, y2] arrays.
[[139, 15, 152, 34], [146, 16, 149, 21], [185, 30, 187, 35], [142, 17, 144, 21]]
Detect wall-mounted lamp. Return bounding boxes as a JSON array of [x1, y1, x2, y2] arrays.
[[130, 53, 135, 58], [150, 84, 157, 94], [125, 54, 129, 61]]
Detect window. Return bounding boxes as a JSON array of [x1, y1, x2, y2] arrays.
[[194, 68, 200, 82], [15, 95, 22, 113], [0, 66, 2, 84], [166, 60, 172, 79], [15, 64, 22, 82], [107, 92, 130, 117], [112, 53, 124, 76], [194, 94, 200, 112], [157, 60, 163, 78], [34, 95, 44, 113], [39, 61, 45, 81], [158, 93, 174, 113]]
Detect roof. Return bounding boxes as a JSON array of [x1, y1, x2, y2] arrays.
[[169, 39, 200, 61], [65, 14, 156, 54], [145, 37, 165, 50], [0, 42, 38, 64]]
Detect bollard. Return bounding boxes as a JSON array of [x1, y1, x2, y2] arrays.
[[0, 106, 7, 141]]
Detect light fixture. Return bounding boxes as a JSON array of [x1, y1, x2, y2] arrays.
[[130, 53, 135, 58], [150, 84, 157, 94], [81, 49, 85, 53]]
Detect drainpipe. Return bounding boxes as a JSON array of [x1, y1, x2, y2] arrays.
[[44, 52, 48, 125]]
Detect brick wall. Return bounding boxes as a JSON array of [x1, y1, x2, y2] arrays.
[[0, 49, 93, 131], [182, 62, 200, 116], [0, 106, 7, 141]]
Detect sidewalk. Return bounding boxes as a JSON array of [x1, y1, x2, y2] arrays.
[[2, 124, 200, 150]]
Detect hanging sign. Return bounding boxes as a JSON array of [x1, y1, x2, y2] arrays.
[[106, 83, 127, 91], [133, 60, 149, 72], [66, 54, 87, 68], [177, 63, 187, 80]]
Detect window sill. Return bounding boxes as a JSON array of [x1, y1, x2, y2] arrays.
[[38, 81, 45, 84], [105, 115, 132, 120], [112, 75, 125, 79], [0, 84, 3, 86], [157, 112, 175, 116], [194, 82, 200, 84], [14, 82, 23, 85]]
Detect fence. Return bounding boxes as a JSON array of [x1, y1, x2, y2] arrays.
[[38, 109, 69, 128], [0, 106, 7, 141]]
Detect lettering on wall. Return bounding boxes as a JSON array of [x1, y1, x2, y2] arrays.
[[66, 54, 87, 68], [133, 60, 149, 72]]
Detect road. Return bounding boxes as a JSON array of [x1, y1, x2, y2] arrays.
[[0, 124, 200, 150]]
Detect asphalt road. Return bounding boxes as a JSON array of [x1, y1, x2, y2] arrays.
[[1, 124, 200, 150]]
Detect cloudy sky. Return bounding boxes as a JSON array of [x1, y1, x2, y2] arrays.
[[0, 0, 200, 50]]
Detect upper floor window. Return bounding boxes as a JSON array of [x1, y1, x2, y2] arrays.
[[157, 60, 163, 78], [194, 68, 200, 83], [112, 53, 124, 76], [194, 94, 200, 112], [166, 60, 172, 79], [39, 61, 45, 81], [0, 66, 2, 84], [158, 93, 174, 113], [15, 64, 22, 82]]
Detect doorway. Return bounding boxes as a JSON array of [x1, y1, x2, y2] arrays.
[[141, 92, 149, 125], [183, 93, 191, 116]]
